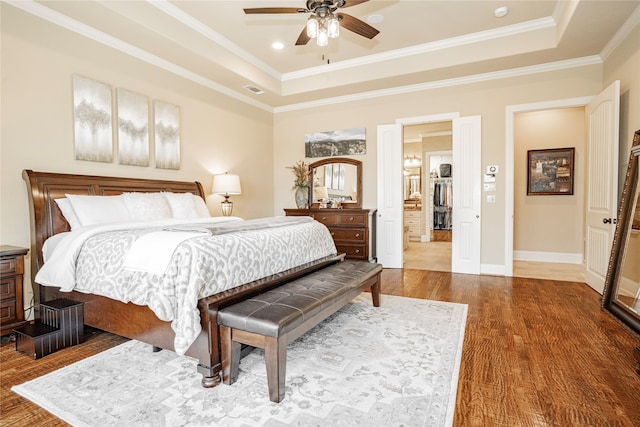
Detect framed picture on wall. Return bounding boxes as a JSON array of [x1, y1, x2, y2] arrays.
[[72, 74, 113, 163], [527, 147, 575, 195]]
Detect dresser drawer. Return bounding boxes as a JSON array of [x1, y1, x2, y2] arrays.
[[0, 277, 16, 299], [336, 244, 367, 260], [312, 212, 338, 226], [0, 298, 17, 323], [405, 217, 421, 227], [404, 210, 421, 219], [336, 213, 367, 226], [329, 227, 366, 243], [0, 258, 18, 276]]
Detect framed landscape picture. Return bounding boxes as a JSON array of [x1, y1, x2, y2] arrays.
[[527, 147, 575, 195]]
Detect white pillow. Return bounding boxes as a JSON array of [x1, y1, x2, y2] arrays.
[[162, 192, 199, 219], [65, 194, 131, 227], [54, 198, 82, 230], [193, 195, 211, 217], [121, 192, 173, 221]]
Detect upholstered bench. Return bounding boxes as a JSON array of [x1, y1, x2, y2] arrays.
[[217, 259, 382, 403]]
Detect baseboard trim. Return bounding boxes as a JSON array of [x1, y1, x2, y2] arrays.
[[513, 250, 582, 264], [481, 264, 506, 276]]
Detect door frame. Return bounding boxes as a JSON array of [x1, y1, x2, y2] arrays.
[[395, 113, 460, 267], [504, 96, 593, 276]]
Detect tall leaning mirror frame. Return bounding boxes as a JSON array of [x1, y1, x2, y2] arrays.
[[602, 130, 640, 335], [308, 157, 362, 209]]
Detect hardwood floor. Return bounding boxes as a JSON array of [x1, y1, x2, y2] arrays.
[[1, 270, 639, 426], [404, 241, 586, 282]]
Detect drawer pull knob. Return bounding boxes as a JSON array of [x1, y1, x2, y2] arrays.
[[331, 232, 335, 236], [355, 249, 360, 253], [349, 217, 354, 221], [355, 233, 360, 237], [322, 216, 327, 220]]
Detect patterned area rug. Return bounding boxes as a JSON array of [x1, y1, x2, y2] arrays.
[[12, 294, 467, 427]]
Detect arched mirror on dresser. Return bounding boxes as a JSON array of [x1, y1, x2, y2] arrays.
[[308, 157, 362, 209], [284, 158, 376, 262], [602, 130, 640, 375]]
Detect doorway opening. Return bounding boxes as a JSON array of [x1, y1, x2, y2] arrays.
[[512, 107, 586, 282], [403, 121, 453, 272]]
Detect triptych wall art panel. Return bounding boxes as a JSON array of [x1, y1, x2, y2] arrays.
[[72, 74, 180, 169], [153, 100, 181, 170], [116, 88, 149, 166], [72, 75, 113, 162], [304, 127, 366, 158]]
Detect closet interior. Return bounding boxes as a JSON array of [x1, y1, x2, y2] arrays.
[[403, 121, 453, 244]]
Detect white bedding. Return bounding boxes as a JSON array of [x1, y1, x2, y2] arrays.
[[37, 216, 337, 355]]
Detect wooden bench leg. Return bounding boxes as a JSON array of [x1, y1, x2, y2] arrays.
[[264, 336, 287, 403], [220, 325, 241, 385], [371, 272, 381, 307]]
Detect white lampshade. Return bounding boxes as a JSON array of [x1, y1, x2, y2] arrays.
[[212, 173, 241, 196], [314, 186, 329, 200]]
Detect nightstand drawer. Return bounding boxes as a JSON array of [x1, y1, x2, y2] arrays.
[[0, 298, 17, 323], [329, 227, 366, 243], [337, 213, 366, 226], [0, 277, 16, 299], [0, 258, 18, 276]]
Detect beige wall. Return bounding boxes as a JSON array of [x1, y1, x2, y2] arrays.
[[603, 25, 640, 194], [513, 108, 585, 255], [273, 68, 604, 267], [1, 6, 274, 306]]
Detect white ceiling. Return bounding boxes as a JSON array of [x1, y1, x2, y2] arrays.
[[10, 0, 640, 111]]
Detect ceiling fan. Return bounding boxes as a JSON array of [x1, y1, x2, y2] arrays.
[[244, 0, 380, 46]]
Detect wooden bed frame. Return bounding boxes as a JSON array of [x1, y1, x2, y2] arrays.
[[22, 170, 341, 387]]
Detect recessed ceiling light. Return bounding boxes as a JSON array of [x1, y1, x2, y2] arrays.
[[272, 41, 284, 50], [494, 6, 508, 18], [367, 14, 384, 24]]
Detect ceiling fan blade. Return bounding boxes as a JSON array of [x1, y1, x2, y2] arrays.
[[338, 13, 379, 39], [243, 7, 306, 14], [295, 27, 311, 45], [340, 0, 370, 8]]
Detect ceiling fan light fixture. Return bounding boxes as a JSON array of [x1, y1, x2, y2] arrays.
[[306, 15, 319, 38], [327, 15, 339, 38], [316, 27, 329, 46]]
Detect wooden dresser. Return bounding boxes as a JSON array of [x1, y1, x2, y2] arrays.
[[285, 208, 376, 262], [0, 246, 29, 336]]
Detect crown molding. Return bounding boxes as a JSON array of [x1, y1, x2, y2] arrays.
[[5, 0, 274, 112], [282, 17, 556, 81], [274, 56, 602, 113], [147, 0, 282, 80], [599, 3, 640, 61], [5, 0, 608, 115]]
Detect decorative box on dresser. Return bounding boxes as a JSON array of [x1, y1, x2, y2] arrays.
[[0, 245, 29, 336], [285, 208, 376, 262]]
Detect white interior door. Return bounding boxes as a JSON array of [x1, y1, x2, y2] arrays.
[[452, 116, 482, 274], [376, 124, 403, 268], [584, 80, 620, 293]]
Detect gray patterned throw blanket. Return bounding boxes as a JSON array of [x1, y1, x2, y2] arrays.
[[36, 216, 337, 354]]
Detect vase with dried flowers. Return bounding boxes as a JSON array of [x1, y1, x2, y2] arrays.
[[288, 160, 310, 208]]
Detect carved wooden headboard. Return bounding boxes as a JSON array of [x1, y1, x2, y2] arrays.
[[22, 169, 205, 283]]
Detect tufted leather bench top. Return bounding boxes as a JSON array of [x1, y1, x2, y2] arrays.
[[218, 260, 382, 338]]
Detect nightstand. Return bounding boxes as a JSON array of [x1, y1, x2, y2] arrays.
[[0, 246, 29, 336]]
